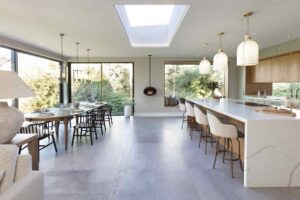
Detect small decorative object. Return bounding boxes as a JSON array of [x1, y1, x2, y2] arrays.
[[123, 99, 134, 117], [143, 55, 157, 96], [0, 71, 35, 143], [237, 11, 259, 66]]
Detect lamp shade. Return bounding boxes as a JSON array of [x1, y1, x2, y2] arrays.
[[237, 35, 259, 66], [0, 70, 34, 99], [199, 57, 211, 74], [213, 49, 228, 71]]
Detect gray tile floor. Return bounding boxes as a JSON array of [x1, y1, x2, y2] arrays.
[[39, 117, 300, 200]]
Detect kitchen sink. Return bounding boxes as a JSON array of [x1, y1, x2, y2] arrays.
[[235, 102, 269, 107]]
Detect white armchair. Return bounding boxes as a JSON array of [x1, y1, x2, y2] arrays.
[[0, 145, 44, 200]]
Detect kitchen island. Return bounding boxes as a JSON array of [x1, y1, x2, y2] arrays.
[[188, 98, 300, 187]]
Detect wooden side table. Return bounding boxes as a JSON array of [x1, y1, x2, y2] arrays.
[[9, 134, 39, 170]]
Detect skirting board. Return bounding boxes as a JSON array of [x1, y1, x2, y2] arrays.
[[134, 112, 182, 117]]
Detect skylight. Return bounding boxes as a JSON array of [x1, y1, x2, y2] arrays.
[[115, 5, 189, 47], [125, 5, 174, 27]]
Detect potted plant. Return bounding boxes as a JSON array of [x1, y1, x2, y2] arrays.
[[123, 99, 134, 117]]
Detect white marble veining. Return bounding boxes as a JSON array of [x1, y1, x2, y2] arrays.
[[189, 98, 300, 187]]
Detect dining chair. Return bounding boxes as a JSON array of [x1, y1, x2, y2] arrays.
[[179, 98, 187, 128], [19, 121, 58, 153], [72, 111, 98, 146]]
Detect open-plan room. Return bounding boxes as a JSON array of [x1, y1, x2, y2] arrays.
[[1, 0, 300, 200]]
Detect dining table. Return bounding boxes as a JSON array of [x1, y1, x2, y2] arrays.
[[24, 102, 106, 150]]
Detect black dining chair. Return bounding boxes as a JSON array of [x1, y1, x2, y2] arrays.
[[19, 121, 58, 153], [72, 111, 98, 146]]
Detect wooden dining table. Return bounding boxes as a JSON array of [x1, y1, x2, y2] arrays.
[[24, 102, 106, 150]]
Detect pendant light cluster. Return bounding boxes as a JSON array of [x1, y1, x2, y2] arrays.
[[199, 11, 259, 74]]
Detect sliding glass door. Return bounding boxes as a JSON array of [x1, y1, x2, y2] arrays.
[[71, 63, 133, 115]]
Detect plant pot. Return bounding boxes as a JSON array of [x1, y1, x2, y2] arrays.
[[124, 105, 132, 117]]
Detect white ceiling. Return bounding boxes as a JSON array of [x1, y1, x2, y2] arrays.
[[0, 0, 300, 58]]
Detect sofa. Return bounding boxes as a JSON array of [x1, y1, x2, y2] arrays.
[[0, 145, 44, 200]]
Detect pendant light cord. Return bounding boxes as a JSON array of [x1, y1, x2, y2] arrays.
[[76, 42, 80, 61], [148, 55, 152, 86], [59, 33, 65, 82], [87, 49, 90, 63], [246, 15, 249, 35], [219, 35, 222, 49]]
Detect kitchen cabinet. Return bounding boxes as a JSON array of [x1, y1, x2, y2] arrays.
[[248, 52, 300, 83], [255, 59, 272, 83]]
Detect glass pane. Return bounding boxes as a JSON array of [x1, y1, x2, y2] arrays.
[[164, 64, 225, 107], [17, 53, 60, 112], [71, 63, 102, 102], [102, 63, 133, 115], [273, 82, 300, 97], [0, 47, 13, 106]]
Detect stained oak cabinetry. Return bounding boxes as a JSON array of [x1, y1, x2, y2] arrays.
[[249, 52, 300, 83]]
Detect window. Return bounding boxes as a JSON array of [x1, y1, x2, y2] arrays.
[[17, 52, 60, 112], [164, 63, 224, 106], [71, 63, 133, 115], [0, 46, 14, 106], [273, 82, 300, 98]]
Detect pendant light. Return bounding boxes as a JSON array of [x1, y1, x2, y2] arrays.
[[143, 55, 157, 96], [213, 32, 228, 71], [199, 44, 211, 74], [237, 11, 259, 66]]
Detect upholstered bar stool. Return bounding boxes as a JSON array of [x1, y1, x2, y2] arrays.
[[194, 106, 215, 154], [207, 111, 243, 178], [185, 101, 197, 139], [179, 98, 187, 128]]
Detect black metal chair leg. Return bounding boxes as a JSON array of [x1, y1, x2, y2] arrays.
[[230, 139, 234, 178], [71, 128, 76, 146], [18, 146, 22, 154], [213, 139, 219, 169], [237, 139, 244, 171], [223, 138, 226, 163], [51, 134, 58, 152], [205, 128, 208, 154], [94, 127, 98, 139], [89, 128, 93, 145]]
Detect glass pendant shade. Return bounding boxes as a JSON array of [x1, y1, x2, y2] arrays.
[[213, 49, 228, 71], [237, 35, 259, 66], [199, 57, 211, 74]]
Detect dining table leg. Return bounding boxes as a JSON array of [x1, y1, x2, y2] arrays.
[[64, 118, 68, 150]]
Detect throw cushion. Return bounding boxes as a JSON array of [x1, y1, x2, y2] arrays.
[[0, 145, 18, 192]]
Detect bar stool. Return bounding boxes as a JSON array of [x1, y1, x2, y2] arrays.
[[179, 98, 187, 128], [207, 111, 243, 178], [194, 106, 215, 154], [185, 101, 197, 139]]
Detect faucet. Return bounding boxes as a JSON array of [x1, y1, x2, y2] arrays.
[[290, 88, 294, 98], [296, 88, 300, 99]]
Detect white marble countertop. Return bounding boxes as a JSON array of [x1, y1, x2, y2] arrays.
[[188, 98, 300, 122]]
